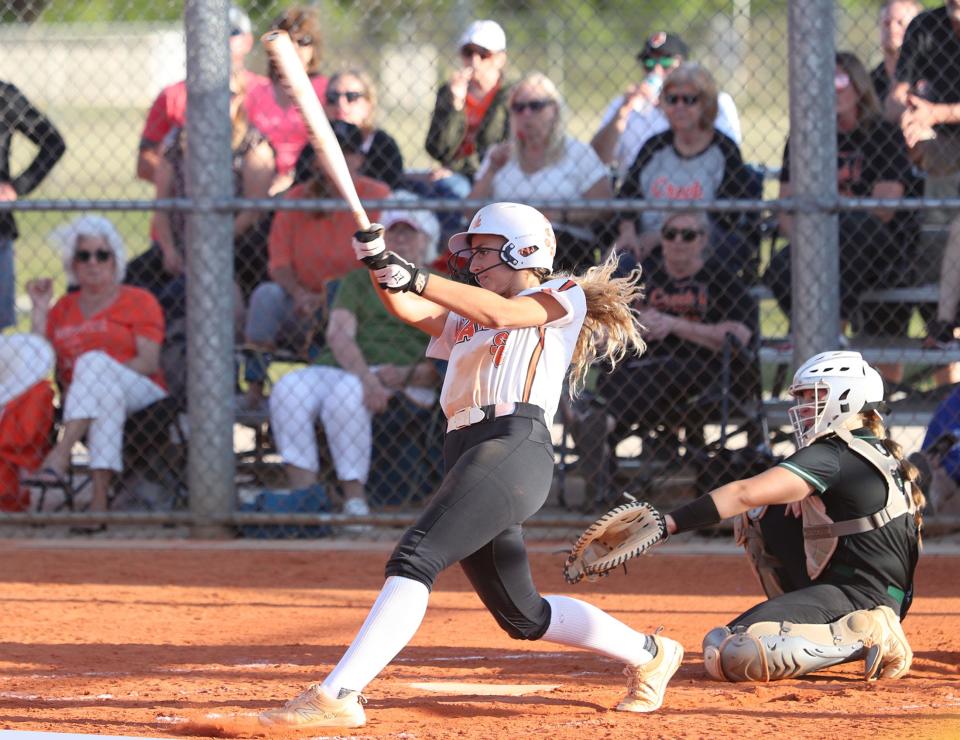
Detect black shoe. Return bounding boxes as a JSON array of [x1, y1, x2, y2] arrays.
[[924, 319, 958, 349]]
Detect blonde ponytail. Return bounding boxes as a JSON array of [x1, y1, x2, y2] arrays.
[[545, 251, 645, 396], [862, 411, 925, 544]]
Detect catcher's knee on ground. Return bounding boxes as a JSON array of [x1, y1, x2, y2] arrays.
[[702, 606, 911, 682]]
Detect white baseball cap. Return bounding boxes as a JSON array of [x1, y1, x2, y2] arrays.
[[459, 20, 507, 53], [382, 208, 441, 261], [229, 5, 252, 35], [0, 334, 53, 407]]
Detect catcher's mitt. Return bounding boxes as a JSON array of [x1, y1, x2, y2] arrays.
[[563, 499, 667, 584]]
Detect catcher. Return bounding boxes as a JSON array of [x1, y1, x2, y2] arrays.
[[566, 350, 922, 683], [260, 203, 684, 731]]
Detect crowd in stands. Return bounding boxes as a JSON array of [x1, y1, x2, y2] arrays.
[[2, 1, 960, 523]]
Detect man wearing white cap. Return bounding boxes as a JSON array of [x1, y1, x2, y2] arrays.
[[425, 19, 511, 187], [0, 334, 55, 511], [268, 208, 442, 518]]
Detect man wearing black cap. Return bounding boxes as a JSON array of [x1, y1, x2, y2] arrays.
[[591, 31, 742, 179], [241, 120, 391, 409]]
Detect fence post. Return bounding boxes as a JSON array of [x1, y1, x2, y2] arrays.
[[787, 0, 838, 366], [184, 0, 236, 537]]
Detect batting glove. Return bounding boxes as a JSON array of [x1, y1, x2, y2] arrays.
[[374, 251, 430, 295], [353, 223, 386, 267]]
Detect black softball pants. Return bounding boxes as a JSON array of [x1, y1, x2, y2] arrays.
[[385, 409, 555, 640]]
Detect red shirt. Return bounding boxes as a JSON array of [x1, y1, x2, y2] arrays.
[[139, 71, 269, 149], [46, 286, 166, 389], [268, 177, 390, 292], [246, 75, 329, 175]]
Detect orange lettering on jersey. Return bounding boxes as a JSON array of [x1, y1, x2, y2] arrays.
[[454, 317, 492, 344], [490, 330, 509, 366]]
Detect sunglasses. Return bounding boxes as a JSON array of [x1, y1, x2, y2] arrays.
[[293, 34, 313, 47], [74, 249, 113, 263], [663, 93, 701, 106], [661, 227, 704, 243], [460, 45, 493, 60], [642, 55, 676, 70], [510, 99, 555, 114], [326, 90, 365, 104]]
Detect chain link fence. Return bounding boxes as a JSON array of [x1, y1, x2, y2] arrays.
[[1, 0, 959, 538]]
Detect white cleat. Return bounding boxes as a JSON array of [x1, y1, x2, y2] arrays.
[[259, 683, 366, 729], [616, 634, 684, 713]]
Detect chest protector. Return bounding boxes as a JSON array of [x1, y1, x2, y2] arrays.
[[801, 428, 916, 580]]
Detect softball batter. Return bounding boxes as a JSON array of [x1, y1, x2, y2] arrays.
[[260, 202, 683, 729], [664, 350, 922, 682]]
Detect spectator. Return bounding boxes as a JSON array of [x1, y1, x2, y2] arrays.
[[0, 334, 55, 512], [615, 63, 752, 273], [591, 32, 741, 181], [765, 52, 915, 348], [27, 216, 167, 515], [573, 210, 755, 511], [423, 19, 510, 199], [0, 80, 65, 330], [242, 121, 390, 408], [152, 69, 276, 309], [322, 68, 404, 191], [247, 5, 327, 193], [873, 0, 924, 107], [468, 72, 612, 272], [268, 207, 442, 519], [136, 4, 261, 183], [885, 1, 960, 348]]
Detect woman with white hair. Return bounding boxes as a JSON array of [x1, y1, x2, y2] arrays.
[[26, 215, 167, 515], [467, 71, 612, 271]]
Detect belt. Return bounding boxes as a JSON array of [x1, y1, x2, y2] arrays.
[[446, 402, 542, 432]]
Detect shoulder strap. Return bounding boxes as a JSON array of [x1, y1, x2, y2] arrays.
[[803, 428, 914, 540]]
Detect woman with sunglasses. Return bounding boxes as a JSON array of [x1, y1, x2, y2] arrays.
[[616, 63, 752, 274], [322, 68, 404, 191], [764, 51, 915, 373], [468, 72, 611, 272], [574, 210, 755, 508], [591, 31, 741, 180], [26, 215, 167, 516], [247, 5, 327, 191], [259, 203, 685, 730]]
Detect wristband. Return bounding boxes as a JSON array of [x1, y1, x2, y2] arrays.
[[668, 494, 722, 534]]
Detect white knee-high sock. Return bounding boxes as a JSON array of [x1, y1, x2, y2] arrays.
[[322, 575, 429, 696], [542, 594, 654, 666]]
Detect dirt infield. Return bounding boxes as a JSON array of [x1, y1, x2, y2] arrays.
[[1, 541, 957, 739]]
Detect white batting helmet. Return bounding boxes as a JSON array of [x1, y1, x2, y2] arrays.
[[788, 350, 885, 448], [448, 202, 557, 272]]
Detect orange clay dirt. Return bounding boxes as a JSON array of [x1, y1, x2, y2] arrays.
[[0, 540, 958, 739]]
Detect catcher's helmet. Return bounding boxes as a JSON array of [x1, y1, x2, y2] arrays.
[[788, 350, 885, 448], [448, 202, 557, 278]]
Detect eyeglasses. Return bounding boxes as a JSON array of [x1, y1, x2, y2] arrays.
[[661, 227, 704, 242], [460, 45, 493, 60], [510, 99, 555, 114], [326, 90, 365, 104], [642, 55, 676, 70], [74, 249, 113, 263], [663, 93, 701, 106], [834, 72, 851, 90]]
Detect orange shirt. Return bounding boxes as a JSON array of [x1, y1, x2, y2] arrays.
[[46, 286, 166, 389], [268, 177, 390, 293], [457, 83, 500, 158]]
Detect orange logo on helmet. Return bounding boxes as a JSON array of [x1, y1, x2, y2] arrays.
[[518, 246, 539, 257], [472, 213, 482, 229]]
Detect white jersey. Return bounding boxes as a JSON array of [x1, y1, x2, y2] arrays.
[[426, 278, 587, 428]]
